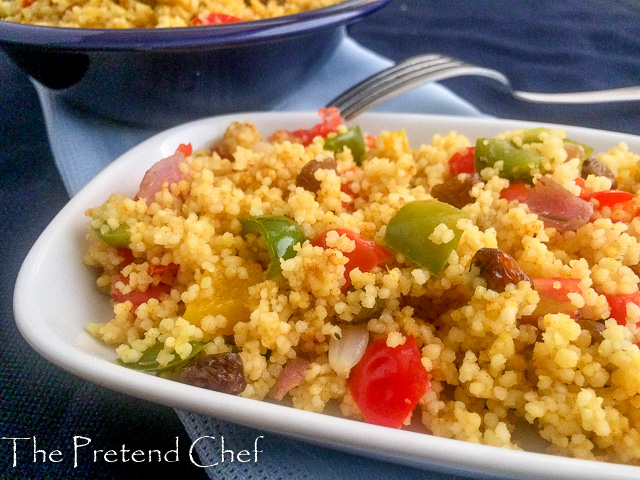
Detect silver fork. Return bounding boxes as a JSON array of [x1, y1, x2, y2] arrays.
[[327, 53, 640, 121]]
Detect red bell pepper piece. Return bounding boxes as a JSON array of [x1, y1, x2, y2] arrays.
[[111, 274, 171, 308], [532, 277, 581, 315], [500, 181, 531, 202], [448, 146, 476, 176], [313, 228, 391, 291], [272, 108, 342, 147], [175, 143, 193, 157], [148, 263, 180, 276], [605, 292, 640, 325], [192, 13, 241, 26]]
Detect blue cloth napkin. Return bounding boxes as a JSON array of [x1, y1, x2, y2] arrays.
[[34, 35, 482, 479]]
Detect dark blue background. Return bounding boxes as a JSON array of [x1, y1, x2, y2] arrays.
[[1, 1, 638, 478]]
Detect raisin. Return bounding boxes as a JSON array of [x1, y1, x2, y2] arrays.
[[581, 158, 617, 189], [470, 247, 532, 292], [177, 352, 246, 394], [296, 155, 337, 193], [431, 174, 481, 209], [576, 316, 606, 343]]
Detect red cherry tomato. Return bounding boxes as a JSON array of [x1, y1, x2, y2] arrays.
[[605, 292, 640, 325], [448, 146, 476, 176], [313, 229, 392, 291], [192, 13, 241, 26], [349, 336, 430, 428], [500, 181, 531, 202]]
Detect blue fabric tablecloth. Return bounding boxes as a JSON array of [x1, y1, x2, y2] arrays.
[[1, 1, 639, 479]]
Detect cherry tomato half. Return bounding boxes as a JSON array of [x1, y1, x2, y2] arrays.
[[313, 228, 391, 291], [349, 336, 430, 428]]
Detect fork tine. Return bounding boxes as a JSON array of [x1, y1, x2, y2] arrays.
[[327, 54, 457, 111], [331, 60, 466, 119], [330, 56, 510, 121]]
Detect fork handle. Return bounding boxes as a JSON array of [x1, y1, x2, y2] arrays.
[[513, 86, 640, 104]]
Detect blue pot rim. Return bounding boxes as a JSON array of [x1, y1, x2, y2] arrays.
[[0, 0, 390, 50]]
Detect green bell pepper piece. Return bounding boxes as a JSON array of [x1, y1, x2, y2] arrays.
[[474, 138, 546, 181], [521, 127, 593, 160], [241, 215, 306, 278], [93, 223, 130, 247], [383, 199, 468, 275], [116, 341, 205, 373], [324, 126, 366, 166]]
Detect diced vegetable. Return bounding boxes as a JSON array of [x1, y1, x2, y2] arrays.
[[324, 126, 366, 165], [110, 274, 171, 307], [383, 199, 467, 275], [500, 181, 531, 202], [589, 190, 636, 208], [448, 146, 476, 176], [328, 325, 369, 377], [136, 147, 190, 204], [183, 264, 262, 336], [313, 229, 392, 291], [175, 143, 193, 157], [583, 189, 640, 223], [271, 358, 309, 401], [523, 177, 593, 232], [520, 128, 593, 161], [532, 278, 581, 316], [192, 13, 241, 26], [271, 108, 342, 146], [474, 138, 546, 181], [605, 292, 640, 325], [311, 229, 384, 289], [148, 263, 179, 276], [348, 336, 430, 428], [116, 341, 205, 373], [93, 223, 130, 247], [563, 139, 593, 161], [241, 215, 306, 278]]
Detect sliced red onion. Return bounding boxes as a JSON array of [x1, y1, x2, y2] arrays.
[[136, 150, 189, 204], [524, 177, 593, 232], [271, 358, 309, 401]]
